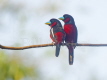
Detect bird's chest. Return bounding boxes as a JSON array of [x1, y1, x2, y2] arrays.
[[50, 27, 62, 38], [64, 24, 74, 35], [50, 28, 58, 42]]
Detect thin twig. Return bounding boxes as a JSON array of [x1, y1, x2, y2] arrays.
[[0, 43, 107, 50]]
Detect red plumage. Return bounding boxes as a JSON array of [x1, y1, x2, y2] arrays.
[[59, 14, 78, 65], [64, 24, 77, 44], [50, 32, 65, 43], [46, 19, 66, 57]]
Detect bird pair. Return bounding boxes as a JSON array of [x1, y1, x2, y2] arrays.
[[45, 14, 78, 65]]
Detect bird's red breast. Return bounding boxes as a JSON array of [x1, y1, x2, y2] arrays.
[[50, 30, 65, 44], [64, 24, 77, 43]]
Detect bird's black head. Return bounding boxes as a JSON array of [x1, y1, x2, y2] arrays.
[[59, 14, 75, 24], [45, 18, 62, 28]]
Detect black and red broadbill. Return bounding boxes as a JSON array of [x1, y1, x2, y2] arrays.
[[59, 14, 78, 65], [45, 19, 66, 57]]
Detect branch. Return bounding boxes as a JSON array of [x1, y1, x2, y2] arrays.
[[0, 43, 107, 50]]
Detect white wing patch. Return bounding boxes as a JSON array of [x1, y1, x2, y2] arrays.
[[51, 28, 55, 38]]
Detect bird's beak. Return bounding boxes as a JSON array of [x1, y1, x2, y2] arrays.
[[45, 21, 51, 25], [59, 17, 64, 20]]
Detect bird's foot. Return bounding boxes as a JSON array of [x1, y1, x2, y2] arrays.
[[52, 42, 55, 46]]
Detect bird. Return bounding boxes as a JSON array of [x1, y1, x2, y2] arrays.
[[59, 14, 78, 65], [45, 18, 66, 57]]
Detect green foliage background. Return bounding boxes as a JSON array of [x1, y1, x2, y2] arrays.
[[0, 51, 40, 80]]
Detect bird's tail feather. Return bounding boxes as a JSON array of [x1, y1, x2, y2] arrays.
[[68, 46, 74, 65], [55, 44, 61, 57]]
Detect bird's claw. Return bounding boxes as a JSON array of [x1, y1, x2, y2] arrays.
[[52, 42, 55, 46]]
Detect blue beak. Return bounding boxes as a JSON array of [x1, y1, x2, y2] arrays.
[[45, 21, 51, 25], [59, 17, 64, 20]]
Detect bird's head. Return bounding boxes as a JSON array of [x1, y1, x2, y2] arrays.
[[59, 14, 75, 24], [45, 18, 62, 28]]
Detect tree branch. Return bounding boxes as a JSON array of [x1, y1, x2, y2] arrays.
[[0, 43, 107, 50]]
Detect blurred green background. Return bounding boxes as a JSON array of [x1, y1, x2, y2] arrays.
[[0, 0, 107, 80]]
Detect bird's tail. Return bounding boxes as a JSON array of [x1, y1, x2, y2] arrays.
[[68, 46, 74, 65], [55, 44, 61, 57]]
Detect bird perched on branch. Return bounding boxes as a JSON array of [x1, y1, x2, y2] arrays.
[[59, 14, 78, 65], [45, 19, 66, 57]]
